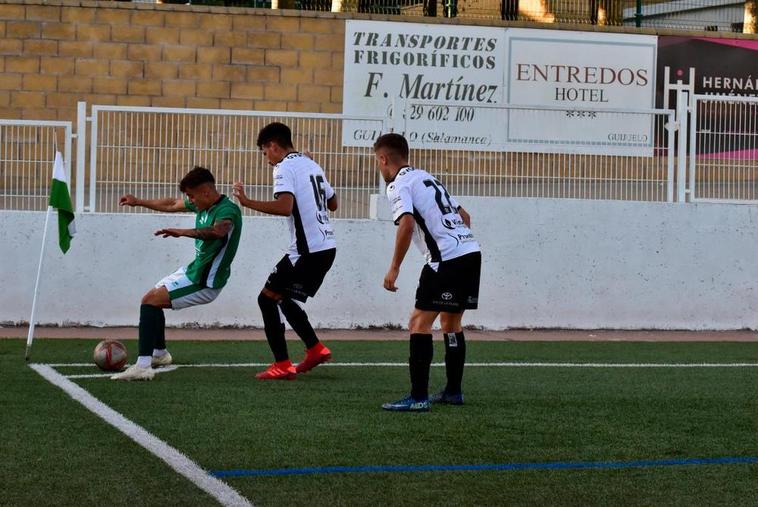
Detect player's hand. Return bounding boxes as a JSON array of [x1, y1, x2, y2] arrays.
[[383, 266, 399, 292], [155, 228, 182, 238], [119, 194, 139, 207], [232, 182, 247, 202]]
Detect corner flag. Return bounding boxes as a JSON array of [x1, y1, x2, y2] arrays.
[[49, 151, 75, 253], [26, 152, 75, 360]]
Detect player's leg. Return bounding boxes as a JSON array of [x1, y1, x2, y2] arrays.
[[112, 268, 222, 381], [279, 298, 332, 373], [432, 311, 466, 405], [255, 255, 297, 379], [383, 263, 439, 411], [382, 308, 438, 411], [431, 251, 480, 404], [140, 287, 172, 366], [281, 249, 336, 374], [382, 261, 441, 412], [256, 287, 297, 379], [111, 286, 170, 381], [407, 308, 439, 400], [147, 268, 222, 368], [151, 305, 170, 366]]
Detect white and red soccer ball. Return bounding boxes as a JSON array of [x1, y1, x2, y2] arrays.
[[93, 340, 128, 371]]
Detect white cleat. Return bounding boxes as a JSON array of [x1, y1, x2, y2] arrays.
[[110, 364, 155, 381], [151, 351, 173, 368]]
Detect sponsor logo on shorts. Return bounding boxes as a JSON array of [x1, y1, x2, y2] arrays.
[[441, 292, 453, 300]]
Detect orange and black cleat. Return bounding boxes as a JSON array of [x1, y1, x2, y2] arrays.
[[256, 360, 297, 380], [295, 343, 332, 374]]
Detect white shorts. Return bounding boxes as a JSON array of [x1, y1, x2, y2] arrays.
[[156, 267, 222, 310]]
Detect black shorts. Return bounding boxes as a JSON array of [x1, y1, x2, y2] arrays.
[[265, 249, 336, 302], [415, 251, 481, 313]]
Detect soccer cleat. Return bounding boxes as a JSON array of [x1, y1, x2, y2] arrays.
[[151, 351, 173, 368], [256, 361, 297, 380], [295, 344, 332, 374], [110, 364, 155, 381], [429, 390, 464, 405], [381, 395, 430, 412]]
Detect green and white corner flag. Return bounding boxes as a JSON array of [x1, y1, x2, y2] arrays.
[[49, 151, 75, 253]]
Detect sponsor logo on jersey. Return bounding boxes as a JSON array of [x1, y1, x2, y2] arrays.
[[316, 211, 330, 225], [441, 216, 465, 230]]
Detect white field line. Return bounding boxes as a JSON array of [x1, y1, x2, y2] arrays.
[[29, 364, 253, 507], [48, 361, 758, 371], [66, 365, 180, 379]]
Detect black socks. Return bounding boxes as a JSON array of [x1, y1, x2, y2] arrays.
[[258, 293, 288, 362], [409, 333, 433, 400], [138, 304, 164, 357], [443, 331, 466, 395], [280, 298, 319, 349]]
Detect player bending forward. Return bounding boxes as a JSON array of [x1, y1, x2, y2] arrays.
[[233, 122, 337, 380], [112, 167, 242, 381], [374, 133, 482, 412]]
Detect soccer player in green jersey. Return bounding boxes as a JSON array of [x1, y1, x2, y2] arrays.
[[112, 167, 242, 381]]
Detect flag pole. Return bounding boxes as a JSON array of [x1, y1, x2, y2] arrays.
[[26, 205, 52, 361]]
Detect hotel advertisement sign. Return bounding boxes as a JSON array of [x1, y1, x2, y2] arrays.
[[343, 21, 657, 156]]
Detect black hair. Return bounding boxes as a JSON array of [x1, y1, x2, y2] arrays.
[[256, 122, 294, 149], [373, 133, 409, 161], [179, 166, 215, 192]]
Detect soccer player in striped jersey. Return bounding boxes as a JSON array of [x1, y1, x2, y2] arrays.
[[233, 122, 337, 380], [112, 166, 242, 381], [374, 133, 482, 411]]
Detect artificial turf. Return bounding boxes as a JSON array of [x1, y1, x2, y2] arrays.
[[2, 339, 758, 506]]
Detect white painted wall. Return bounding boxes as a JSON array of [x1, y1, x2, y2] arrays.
[[3, 197, 758, 330]]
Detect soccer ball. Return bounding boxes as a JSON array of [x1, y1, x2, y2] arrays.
[[93, 340, 128, 371]]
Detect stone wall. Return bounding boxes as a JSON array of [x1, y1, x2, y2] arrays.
[[0, 0, 345, 121]]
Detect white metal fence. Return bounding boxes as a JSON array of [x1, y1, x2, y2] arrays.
[[689, 94, 758, 203], [0, 120, 73, 211], [400, 102, 676, 203], [86, 106, 387, 219], [5, 96, 758, 214]]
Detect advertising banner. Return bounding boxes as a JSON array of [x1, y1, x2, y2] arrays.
[[506, 29, 657, 156], [342, 20, 507, 151], [658, 37, 758, 157], [343, 20, 658, 156]]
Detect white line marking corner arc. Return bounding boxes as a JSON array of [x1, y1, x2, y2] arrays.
[[29, 364, 252, 507]]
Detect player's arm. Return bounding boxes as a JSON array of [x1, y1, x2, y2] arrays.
[[119, 194, 187, 213], [383, 213, 415, 292], [327, 194, 338, 211], [155, 219, 233, 240], [458, 206, 471, 228], [232, 182, 293, 216]]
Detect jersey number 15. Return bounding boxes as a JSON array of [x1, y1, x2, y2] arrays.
[[310, 174, 327, 211]]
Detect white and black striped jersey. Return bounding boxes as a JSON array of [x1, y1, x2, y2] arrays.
[[273, 152, 336, 256], [387, 166, 480, 264]]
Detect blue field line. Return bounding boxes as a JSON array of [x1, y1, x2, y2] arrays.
[[211, 456, 758, 478]]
